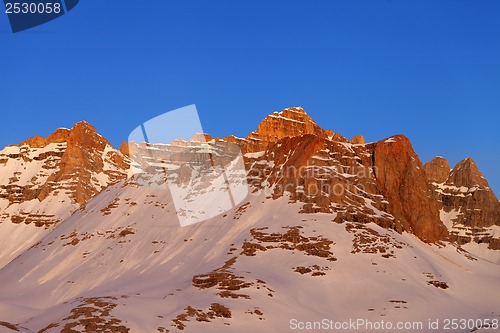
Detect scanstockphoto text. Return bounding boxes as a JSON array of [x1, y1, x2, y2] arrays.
[[5, 2, 62, 14], [289, 317, 499, 331], [134, 161, 377, 228], [130, 162, 376, 200]]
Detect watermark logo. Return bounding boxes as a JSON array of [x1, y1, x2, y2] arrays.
[[4, 0, 79, 33], [128, 105, 249, 227]]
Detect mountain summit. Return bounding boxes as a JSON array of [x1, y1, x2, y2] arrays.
[[247, 107, 326, 142], [242, 107, 349, 152]]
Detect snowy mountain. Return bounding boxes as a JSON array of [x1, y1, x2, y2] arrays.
[[0, 107, 498, 332], [0, 121, 128, 268]]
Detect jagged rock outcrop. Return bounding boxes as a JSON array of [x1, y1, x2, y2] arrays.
[[244, 107, 347, 152], [0, 121, 129, 227], [20, 127, 70, 148], [424, 156, 450, 183], [247, 107, 325, 143], [119, 141, 129, 156], [41, 121, 128, 205], [425, 157, 500, 249], [371, 136, 448, 242], [447, 158, 490, 189], [350, 135, 365, 145]]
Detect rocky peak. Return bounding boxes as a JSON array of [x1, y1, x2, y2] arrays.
[[246, 107, 325, 143], [424, 156, 500, 248], [0, 120, 129, 225], [447, 158, 489, 189], [350, 135, 365, 144], [49, 122, 128, 205], [424, 156, 450, 183], [244, 107, 350, 152], [20, 128, 70, 148], [18, 121, 105, 150], [68, 121, 110, 151]]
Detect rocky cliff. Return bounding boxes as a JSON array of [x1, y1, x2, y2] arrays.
[[371, 136, 448, 242], [425, 157, 500, 249], [235, 108, 449, 242], [0, 121, 128, 225]]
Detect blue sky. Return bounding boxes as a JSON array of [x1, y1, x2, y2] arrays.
[[0, 0, 499, 194]]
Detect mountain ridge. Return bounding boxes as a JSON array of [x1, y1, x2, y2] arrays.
[[1, 107, 498, 246], [0, 107, 499, 332]]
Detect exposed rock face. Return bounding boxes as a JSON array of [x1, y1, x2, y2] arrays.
[[371, 136, 448, 242], [20, 128, 70, 148], [190, 133, 213, 142], [41, 121, 128, 206], [447, 158, 490, 189], [350, 135, 365, 145], [424, 156, 450, 183], [244, 107, 347, 152], [425, 157, 500, 249], [119, 141, 129, 156], [242, 111, 449, 243], [247, 107, 325, 144], [0, 121, 129, 227]]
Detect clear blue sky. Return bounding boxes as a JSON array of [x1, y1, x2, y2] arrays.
[[1, 1, 499, 194]]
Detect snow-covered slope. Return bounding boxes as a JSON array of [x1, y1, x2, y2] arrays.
[[0, 181, 498, 332]]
